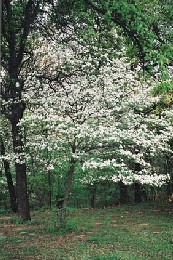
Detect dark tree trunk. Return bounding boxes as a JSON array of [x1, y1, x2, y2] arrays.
[[134, 162, 142, 203], [141, 186, 148, 202], [134, 182, 142, 203], [0, 137, 18, 212], [4, 161, 18, 213], [48, 170, 52, 207], [167, 173, 173, 196], [119, 180, 128, 204], [2, 49, 31, 221], [90, 184, 96, 208], [11, 114, 31, 221], [2, 0, 42, 221], [15, 162, 30, 220]]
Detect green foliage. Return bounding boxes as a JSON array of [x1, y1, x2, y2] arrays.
[[66, 217, 80, 231], [0, 235, 7, 241], [8, 237, 23, 243], [44, 209, 79, 234], [25, 219, 42, 225], [0, 208, 11, 214], [10, 216, 25, 224], [152, 78, 173, 107], [44, 217, 58, 234], [84, 0, 173, 75]]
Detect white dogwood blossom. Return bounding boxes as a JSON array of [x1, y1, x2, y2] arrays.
[[15, 33, 173, 187]]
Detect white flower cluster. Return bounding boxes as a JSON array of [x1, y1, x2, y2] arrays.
[[15, 33, 173, 187]]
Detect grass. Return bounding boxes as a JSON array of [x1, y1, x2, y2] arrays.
[[0, 203, 172, 259]]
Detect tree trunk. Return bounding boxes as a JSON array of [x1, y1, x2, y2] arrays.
[[2, 0, 40, 221], [48, 170, 52, 207], [11, 116, 31, 221], [90, 184, 96, 208], [63, 161, 75, 208], [119, 180, 128, 204], [134, 161, 142, 203], [167, 173, 173, 196], [15, 162, 30, 220], [58, 159, 75, 227], [0, 137, 18, 213], [134, 182, 142, 203]]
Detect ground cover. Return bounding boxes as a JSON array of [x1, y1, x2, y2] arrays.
[[0, 203, 172, 260]]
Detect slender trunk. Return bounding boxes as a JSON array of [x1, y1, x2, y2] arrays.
[[134, 161, 142, 203], [119, 180, 128, 204], [44, 124, 52, 207], [58, 159, 75, 227], [167, 173, 173, 196], [11, 116, 31, 221], [63, 162, 75, 208], [48, 170, 52, 207], [141, 186, 148, 202], [4, 160, 18, 213], [0, 137, 18, 212], [90, 184, 96, 208], [134, 182, 142, 203]]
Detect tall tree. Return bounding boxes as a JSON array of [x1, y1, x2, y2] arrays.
[[1, 0, 48, 220]]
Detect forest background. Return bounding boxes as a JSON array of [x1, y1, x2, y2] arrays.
[[1, 0, 173, 223]]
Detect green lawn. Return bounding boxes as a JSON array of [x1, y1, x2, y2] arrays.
[[0, 203, 172, 259]]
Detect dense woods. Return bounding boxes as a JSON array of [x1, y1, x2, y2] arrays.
[[1, 0, 173, 226]]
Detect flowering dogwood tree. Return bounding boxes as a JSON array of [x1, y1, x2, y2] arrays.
[[18, 33, 173, 211]]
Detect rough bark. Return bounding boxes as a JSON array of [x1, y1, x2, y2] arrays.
[[2, 86, 31, 220], [15, 162, 30, 220], [0, 136, 18, 213], [11, 119, 31, 221]]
